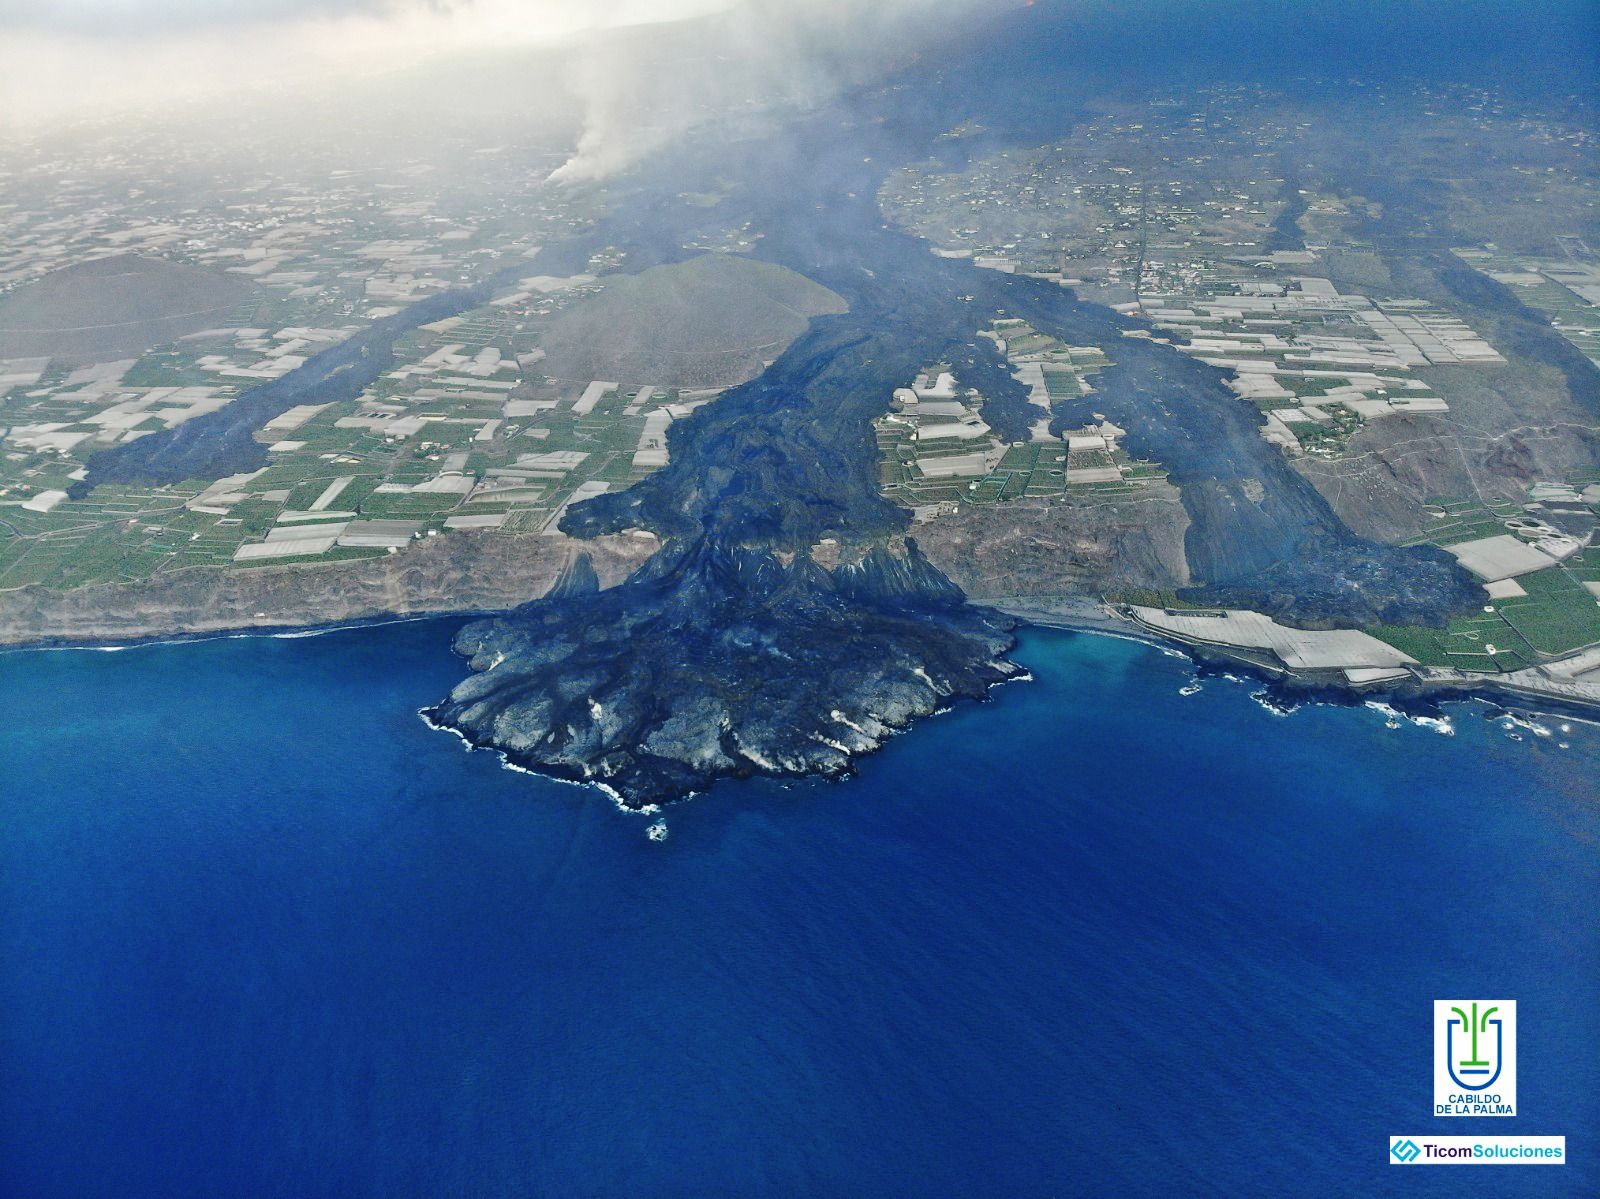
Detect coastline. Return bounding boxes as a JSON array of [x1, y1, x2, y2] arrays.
[[0, 608, 474, 657], [986, 594, 1600, 727], [0, 529, 655, 651], [6, 584, 1596, 737]]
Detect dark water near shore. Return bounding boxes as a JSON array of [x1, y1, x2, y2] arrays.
[[2, 621, 1595, 1197]]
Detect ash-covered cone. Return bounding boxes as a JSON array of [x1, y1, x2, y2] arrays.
[[425, 538, 1019, 807]]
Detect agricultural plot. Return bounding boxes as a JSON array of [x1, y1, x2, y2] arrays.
[[874, 330, 1162, 518], [1, 285, 701, 589], [1368, 485, 1600, 669], [1461, 248, 1600, 369]]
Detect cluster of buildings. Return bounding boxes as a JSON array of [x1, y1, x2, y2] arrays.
[[207, 311, 718, 563], [0, 127, 690, 589], [874, 323, 1143, 519], [1467, 246, 1600, 370], [1126, 276, 1503, 456], [882, 78, 1600, 469], [1436, 482, 1600, 600]]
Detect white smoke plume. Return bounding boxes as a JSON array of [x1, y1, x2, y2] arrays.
[[0, 0, 1001, 154], [0, 0, 729, 130], [547, 0, 1001, 184]]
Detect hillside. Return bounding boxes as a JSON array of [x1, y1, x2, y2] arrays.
[[538, 254, 846, 389], [0, 253, 256, 363]]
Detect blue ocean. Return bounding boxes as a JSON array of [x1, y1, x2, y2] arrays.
[[1, 621, 1595, 1197]]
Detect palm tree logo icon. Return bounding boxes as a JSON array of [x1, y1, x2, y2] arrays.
[[1447, 1002, 1503, 1090]]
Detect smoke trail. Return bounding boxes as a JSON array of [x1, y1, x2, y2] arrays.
[[548, 0, 1003, 184]]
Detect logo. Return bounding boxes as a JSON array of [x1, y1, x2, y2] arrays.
[[1434, 999, 1515, 1116], [1388, 1135, 1565, 1165]]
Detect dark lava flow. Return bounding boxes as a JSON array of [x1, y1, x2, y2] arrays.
[[426, 539, 1021, 806], [70, 261, 535, 497], [428, 7, 1482, 804]]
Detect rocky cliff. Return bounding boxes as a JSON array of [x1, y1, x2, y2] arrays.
[[425, 538, 1020, 808], [0, 531, 656, 647]]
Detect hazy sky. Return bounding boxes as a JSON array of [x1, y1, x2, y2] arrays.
[[0, 0, 990, 192], [0, 0, 729, 34], [0, 0, 737, 129]]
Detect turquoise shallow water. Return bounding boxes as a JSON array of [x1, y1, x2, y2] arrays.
[[1, 620, 1595, 1197]]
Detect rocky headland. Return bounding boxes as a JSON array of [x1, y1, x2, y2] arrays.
[[425, 538, 1019, 808]]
